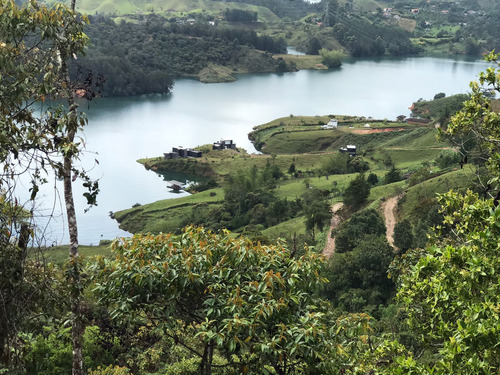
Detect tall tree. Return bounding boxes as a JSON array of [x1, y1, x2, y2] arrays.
[[343, 173, 371, 209], [92, 227, 328, 375], [302, 189, 332, 240], [380, 52, 500, 374], [0, 1, 94, 374]]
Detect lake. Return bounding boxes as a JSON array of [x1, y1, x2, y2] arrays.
[[23, 56, 490, 245]]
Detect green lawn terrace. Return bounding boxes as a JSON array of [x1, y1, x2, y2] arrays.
[[248, 114, 439, 155]]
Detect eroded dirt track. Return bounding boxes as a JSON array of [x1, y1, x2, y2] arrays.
[[382, 195, 400, 247], [322, 203, 344, 259]]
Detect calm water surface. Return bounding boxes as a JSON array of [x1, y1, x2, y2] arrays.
[[25, 57, 490, 245]]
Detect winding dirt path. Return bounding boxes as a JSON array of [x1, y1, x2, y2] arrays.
[[382, 195, 400, 247], [322, 202, 344, 259]]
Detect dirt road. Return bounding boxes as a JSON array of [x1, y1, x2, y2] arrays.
[[322, 202, 344, 259], [382, 195, 400, 247]]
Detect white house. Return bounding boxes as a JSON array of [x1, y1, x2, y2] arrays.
[[321, 118, 338, 129]]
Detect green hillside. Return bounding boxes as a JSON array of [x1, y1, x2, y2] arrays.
[[115, 114, 463, 246], [51, 0, 282, 22]]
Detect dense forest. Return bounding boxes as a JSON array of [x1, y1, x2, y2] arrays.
[[73, 14, 288, 96]]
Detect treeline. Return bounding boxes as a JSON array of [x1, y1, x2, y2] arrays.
[[218, 0, 315, 20], [224, 8, 257, 22], [182, 162, 331, 241], [332, 15, 421, 57], [169, 19, 287, 54], [458, 11, 500, 54], [72, 15, 287, 96]]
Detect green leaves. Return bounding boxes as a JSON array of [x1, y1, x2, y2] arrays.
[[92, 226, 329, 373]]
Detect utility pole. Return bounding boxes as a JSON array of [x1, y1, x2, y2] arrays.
[[324, 1, 330, 26]]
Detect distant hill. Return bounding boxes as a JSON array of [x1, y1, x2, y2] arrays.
[[47, 0, 313, 21]]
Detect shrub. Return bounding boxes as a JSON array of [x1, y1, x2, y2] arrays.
[[88, 366, 131, 375]]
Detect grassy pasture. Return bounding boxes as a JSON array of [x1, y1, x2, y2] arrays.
[[262, 216, 307, 238], [398, 168, 476, 221], [52, 0, 280, 22], [274, 54, 325, 70], [41, 244, 112, 264]]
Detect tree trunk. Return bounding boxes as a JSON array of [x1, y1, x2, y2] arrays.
[[64, 155, 83, 375], [62, 1, 83, 372], [200, 340, 214, 375]]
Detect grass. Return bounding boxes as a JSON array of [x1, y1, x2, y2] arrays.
[[262, 216, 307, 238], [398, 168, 477, 221], [383, 149, 443, 169], [114, 188, 224, 222], [367, 180, 406, 210], [41, 244, 112, 264], [53, 0, 281, 22], [250, 115, 432, 155], [275, 173, 356, 199], [273, 54, 325, 70]]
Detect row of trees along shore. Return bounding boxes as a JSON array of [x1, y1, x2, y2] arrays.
[[1, 0, 500, 373]]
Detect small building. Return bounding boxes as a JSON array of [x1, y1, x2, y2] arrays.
[[321, 118, 338, 129], [364, 123, 371, 128], [166, 146, 202, 159], [163, 152, 179, 159], [166, 180, 185, 192], [213, 139, 236, 150], [339, 145, 357, 156], [172, 146, 188, 158], [187, 149, 202, 158]]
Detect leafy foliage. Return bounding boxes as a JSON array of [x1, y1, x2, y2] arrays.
[[334, 208, 386, 253], [324, 235, 395, 313], [92, 227, 328, 375], [393, 219, 414, 253], [76, 14, 288, 96], [383, 52, 500, 374], [342, 173, 371, 209], [319, 48, 345, 68]]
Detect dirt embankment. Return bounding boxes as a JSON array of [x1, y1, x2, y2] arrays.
[[350, 127, 406, 135], [322, 202, 344, 259], [382, 195, 401, 247]]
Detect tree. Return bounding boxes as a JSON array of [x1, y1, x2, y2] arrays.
[[306, 36, 322, 55], [343, 173, 371, 208], [393, 219, 414, 253], [319, 48, 346, 68], [384, 166, 402, 184], [367, 172, 379, 185], [92, 227, 329, 375], [384, 52, 500, 374], [0, 2, 95, 374], [334, 208, 386, 253], [302, 189, 332, 240], [323, 235, 395, 312]]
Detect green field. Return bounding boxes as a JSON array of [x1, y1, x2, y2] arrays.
[[51, 0, 281, 22], [40, 244, 112, 264], [398, 168, 476, 222]]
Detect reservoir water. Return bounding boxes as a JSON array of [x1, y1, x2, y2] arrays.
[[22, 57, 491, 245]]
